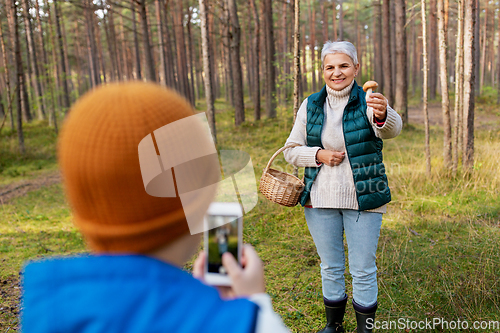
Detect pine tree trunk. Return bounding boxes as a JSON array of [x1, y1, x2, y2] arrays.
[[22, 0, 45, 120], [54, 0, 71, 110], [172, 0, 191, 102], [163, 1, 177, 88], [452, 0, 464, 173], [199, 0, 216, 143], [390, 0, 396, 99], [310, 0, 316, 92], [293, 0, 301, 124], [137, 0, 156, 82], [462, 0, 476, 171], [119, 14, 130, 80], [382, 0, 393, 105], [479, 3, 488, 94], [264, 0, 276, 118], [338, 0, 343, 40], [7, 0, 25, 153], [227, 0, 244, 126], [497, 1, 500, 104], [186, 8, 196, 104], [437, 0, 451, 169], [332, 0, 337, 41], [156, 0, 168, 86], [249, 0, 261, 120], [301, 24, 307, 94], [0, 16, 14, 130], [421, 0, 430, 175], [108, 3, 122, 80], [373, 0, 383, 90], [394, 0, 407, 123], [429, 0, 438, 100], [131, 0, 142, 80]]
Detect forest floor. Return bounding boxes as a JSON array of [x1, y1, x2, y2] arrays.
[[1, 98, 500, 332]]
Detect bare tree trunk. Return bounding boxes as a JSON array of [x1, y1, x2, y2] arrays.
[[108, 3, 122, 80], [390, 0, 396, 97], [264, 0, 276, 118], [199, 0, 216, 143], [321, 0, 328, 41], [437, 0, 451, 169], [429, 0, 437, 100], [54, 0, 71, 111], [338, 0, 343, 40], [382, 0, 393, 105], [156, 0, 168, 86], [94, 13, 107, 83], [411, 0, 418, 96], [310, 0, 317, 92], [497, 1, 500, 104], [186, 7, 196, 103], [102, 6, 117, 81], [22, 0, 45, 120], [301, 24, 307, 94], [173, 0, 192, 103], [120, 14, 130, 80], [332, 0, 337, 41], [84, 0, 100, 87], [293, 0, 300, 177], [394, 0, 407, 122], [131, 0, 142, 80], [137, 0, 156, 82], [163, 1, 177, 88], [0, 16, 14, 130], [7, 0, 25, 153], [227, 0, 244, 125], [421, 0, 430, 175], [8, 0, 31, 123], [249, 0, 261, 120], [479, 3, 488, 94], [452, 0, 464, 173], [373, 0, 383, 90], [462, 0, 476, 171]]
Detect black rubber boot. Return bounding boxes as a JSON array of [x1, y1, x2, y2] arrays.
[[317, 295, 347, 333], [352, 300, 377, 333]]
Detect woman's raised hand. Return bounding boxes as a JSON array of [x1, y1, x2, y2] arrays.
[[316, 149, 345, 166], [366, 92, 388, 121]]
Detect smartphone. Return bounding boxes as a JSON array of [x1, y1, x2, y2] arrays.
[[204, 202, 243, 286]]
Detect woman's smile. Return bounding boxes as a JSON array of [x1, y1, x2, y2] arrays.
[[323, 53, 359, 91]]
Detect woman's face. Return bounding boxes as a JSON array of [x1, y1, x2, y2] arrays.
[[323, 53, 359, 91]]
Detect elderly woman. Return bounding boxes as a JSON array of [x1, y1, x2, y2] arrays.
[[284, 41, 402, 333]]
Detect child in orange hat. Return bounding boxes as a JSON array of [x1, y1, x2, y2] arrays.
[[21, 82, 289, 333]]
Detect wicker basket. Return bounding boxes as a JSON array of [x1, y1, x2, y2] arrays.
[[259, 144, 305, 207]]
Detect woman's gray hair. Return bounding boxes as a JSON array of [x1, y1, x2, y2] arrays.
[[321, 41, 358, 67]]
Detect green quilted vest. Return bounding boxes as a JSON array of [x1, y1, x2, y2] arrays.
[[298, 81, 391, 211]]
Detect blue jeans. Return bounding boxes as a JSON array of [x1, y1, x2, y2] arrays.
[[304, 208, 383, 307]]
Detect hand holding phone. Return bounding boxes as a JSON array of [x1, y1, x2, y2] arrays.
[[193, 245, 265, 298]]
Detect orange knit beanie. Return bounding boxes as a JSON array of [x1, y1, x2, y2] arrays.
[[58, 82, 210, 253]]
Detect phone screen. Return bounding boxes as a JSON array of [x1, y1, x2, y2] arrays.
[[206, 215, 239, 274]]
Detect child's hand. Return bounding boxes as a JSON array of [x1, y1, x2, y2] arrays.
[[192, 244, 265, 298], [222, 244, 265, 297]]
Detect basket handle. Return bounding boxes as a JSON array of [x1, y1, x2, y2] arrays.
[[263, 143, 302, 174]]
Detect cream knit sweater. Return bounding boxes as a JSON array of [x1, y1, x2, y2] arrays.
[[284, 81, 402, 213]]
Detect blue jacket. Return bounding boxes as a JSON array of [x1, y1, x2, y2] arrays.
[[22, 255, 258, 333], [299, 82, 391, 210]]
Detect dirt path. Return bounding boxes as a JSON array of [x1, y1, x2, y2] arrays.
[[408, 102, 500, 129], [0, 171, 61, 205], [1, 103, 498, 205]]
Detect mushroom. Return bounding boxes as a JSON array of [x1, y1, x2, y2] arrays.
[[363, 81, 379, 103]]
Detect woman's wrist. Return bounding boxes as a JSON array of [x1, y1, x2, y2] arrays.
[[315, 149, 322, 165]]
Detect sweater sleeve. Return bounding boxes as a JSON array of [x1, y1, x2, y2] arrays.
[[250, 293, 290, 333], [366, 104, 403, 139], [283, 98, 322, 167]]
